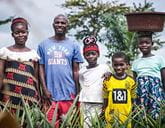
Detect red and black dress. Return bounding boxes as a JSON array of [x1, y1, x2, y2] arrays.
[[0, 47, 40, 113]]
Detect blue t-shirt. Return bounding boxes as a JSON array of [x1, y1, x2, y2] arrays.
[[37, 38, 83, 101]]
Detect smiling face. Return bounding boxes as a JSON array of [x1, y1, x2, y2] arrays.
[[53, 15, 68, 36], [84, 50, 99, 67], [12, 23, 28, 46], [138, 37, 153, 56], [112, 57, 128, 77]]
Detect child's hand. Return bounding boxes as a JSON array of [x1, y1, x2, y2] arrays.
[[44, 89, 52, 99], [102, 72, 112, 80], [99, 111, 105, 120], [42, 89, 52, 106]]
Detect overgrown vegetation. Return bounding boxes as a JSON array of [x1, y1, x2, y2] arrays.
[[0, 96, 164, 128], [0, 1, 165, 128]]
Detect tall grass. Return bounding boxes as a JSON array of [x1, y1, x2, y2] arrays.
[[0, 97, 164, 128]]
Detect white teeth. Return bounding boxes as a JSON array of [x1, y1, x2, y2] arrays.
[[57, 28, 63, 31]]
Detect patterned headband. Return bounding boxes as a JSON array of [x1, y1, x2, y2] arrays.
[[83, 36, 97, 45], [83, 36, 99, 54]]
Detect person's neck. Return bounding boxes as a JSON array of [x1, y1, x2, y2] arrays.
[[9, 44, 29, 52], [13, 44, 26, 49], [142, 52, 154, 58], [87, 63, 98, 69], [114, 73, 127, 80], [54, 35, 66, 41]]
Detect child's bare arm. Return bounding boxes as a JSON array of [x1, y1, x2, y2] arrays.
[[161, 68, 165, 91], [131, 77, 137, 105], [34, 61, 41, 100], [102, 79, 109, 116], [132, 71, 137, 81], [102, 72, 112, 80], [100, 98, 108, 118], [102, 98, 108, 112], [0, 59, 5, 90]]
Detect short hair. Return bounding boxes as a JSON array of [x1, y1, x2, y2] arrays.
[[137, 31, 154, 45], [112, 52, 129, 64], [137, 31, 153, 42], [53, 14, 68, 23], [11, 17, 28, 31]]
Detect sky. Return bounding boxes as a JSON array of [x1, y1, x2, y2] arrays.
[[0, 0, 165, 63]]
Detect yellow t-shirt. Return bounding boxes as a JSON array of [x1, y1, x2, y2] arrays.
[[103, 75, 136, 127]]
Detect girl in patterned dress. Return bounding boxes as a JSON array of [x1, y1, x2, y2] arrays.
[[132, 32, 165, 119], [0, 17, 40, 114]]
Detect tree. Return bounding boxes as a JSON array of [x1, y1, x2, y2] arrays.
[[0, 17, 13, 25], [62, 0, 165, 60]]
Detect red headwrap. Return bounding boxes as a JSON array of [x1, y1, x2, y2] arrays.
[[83, 36, 99, 55], [11, 17, 28, 26], [11, 17, 28, 31]]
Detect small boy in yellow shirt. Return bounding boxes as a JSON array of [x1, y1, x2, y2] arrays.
[[102, 52, 136, 128]]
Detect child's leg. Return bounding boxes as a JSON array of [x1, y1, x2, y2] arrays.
[[80, 102, 88, 128], [81, 102, 102, 128], [105, 111, 132, 128], [137, 77, 150, 110]]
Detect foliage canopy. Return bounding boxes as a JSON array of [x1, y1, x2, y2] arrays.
[[63, 0, 165, 61]]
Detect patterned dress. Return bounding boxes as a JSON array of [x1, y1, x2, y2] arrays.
[[136, 76, 164, 118], [0, 47, 40, 113], [132, 55, 165, 119]]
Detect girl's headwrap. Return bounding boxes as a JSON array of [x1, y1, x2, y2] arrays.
[[11, 17, 28, 31], [83, 36, 99, 55]]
